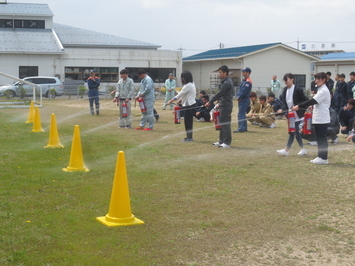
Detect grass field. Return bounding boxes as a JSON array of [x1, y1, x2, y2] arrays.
[[1, 97, 355, 265]]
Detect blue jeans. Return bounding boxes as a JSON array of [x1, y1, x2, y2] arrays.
[[238, 98, 249, 131], [88, 89, 99, 114], [286, 120, 303, 149]]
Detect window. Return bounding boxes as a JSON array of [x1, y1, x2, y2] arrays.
[[294, 74, 306, 89], [19, 66, 38, 79], [64, 67, 119, 82], [126, 68, 176, 83], [14, 20, 45, 29], [1, 19, 45, 29]]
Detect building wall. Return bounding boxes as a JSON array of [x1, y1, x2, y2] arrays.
[[0, 53, 58, 85], [243, 46, 314, 90], [316, 63, 355, 78], [0, 48, 182, 87]]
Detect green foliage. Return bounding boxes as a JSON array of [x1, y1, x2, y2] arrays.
[[78, 85, 87, 99]]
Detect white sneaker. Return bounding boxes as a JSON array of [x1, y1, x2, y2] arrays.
[[311, 157, 329, 165], [298, 148, 307, 155], [218, 143, 230, 148], [268, 123, 276, 128], [277, 149, 289, 156], [196, 118, 205, 122], [308, 141, 318, 146], [213, 142, 221, 147], [310, 157, 320, 163], [331, 137, 338, 144]]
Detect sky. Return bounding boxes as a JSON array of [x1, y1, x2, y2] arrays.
[[10, 0, 355, 57]]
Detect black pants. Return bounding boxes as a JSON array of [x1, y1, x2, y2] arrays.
[[184, 104, 196, 139], [219, 106, 232, 145], [314, 123, 328, 160]]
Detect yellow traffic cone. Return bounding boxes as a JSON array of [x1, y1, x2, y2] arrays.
[[26, 101, 35, 123], [96, 151, 144, 227], [45, 113, 64, 148], [32, 105, 44, 132], [62, 125, 89, 172]]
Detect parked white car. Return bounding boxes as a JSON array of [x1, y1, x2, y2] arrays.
[[0, 76, 64, 98]]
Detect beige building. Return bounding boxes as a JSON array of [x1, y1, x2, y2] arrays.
[[183, 43, 319, 95]]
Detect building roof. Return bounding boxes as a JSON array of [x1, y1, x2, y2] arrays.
[[319, 52, 355, 61], [0, 28, 64, 54], [53, 23, 161, 49], [183, 43, 281, 61], [183, 42, 318, 62], [0, 2, 53, 16]]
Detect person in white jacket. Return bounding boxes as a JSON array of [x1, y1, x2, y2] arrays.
[[167, 70, 196, 142]]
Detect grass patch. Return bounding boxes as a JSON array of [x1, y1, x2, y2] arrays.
[[1, 98, 355, 265]]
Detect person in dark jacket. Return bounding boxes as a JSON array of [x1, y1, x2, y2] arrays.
[[346, 122, 355, 144], [339, 98, 355, 135], [276, 73, 308, 156], [326, 71, 334, 95], [195, 95, 214, 122], [267, 92, 282, 117], [333, 73, 348, 112], [87, 70, 100, 115], [347, 72, 355, 100], [206, 65, 234, 148]]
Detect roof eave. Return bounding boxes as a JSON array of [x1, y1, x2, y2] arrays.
[[62, 44, 161, 49]]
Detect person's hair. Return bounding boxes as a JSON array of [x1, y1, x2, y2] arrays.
[[249, 92, 257, 98], [348, 98, 355, 106], [259, 95, 266, 102], [283, 73, 294, 83], [201, 95, 209, 101], [137, 69, 146, 75], [199, 90, 206, 95], [314, 72, 330, 88], [218, 65, 229, 75], [120, 69, 129, 75], [181, 70, 193, 85], [336, 74, 340, 78], [350, 71, 355, 76], [268, 92, 275, 98], [326, 71, 331, 76], [340, 73, 346, 78]]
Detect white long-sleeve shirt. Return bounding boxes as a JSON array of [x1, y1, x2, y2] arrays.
[[174, 82, 196, 106]]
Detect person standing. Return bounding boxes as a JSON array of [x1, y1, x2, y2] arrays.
[[135, 69, 155, 131], [234, 67, 252, 133], [333, 73, 348, 112], [271, 75, 281, 98], [276, 73, 308, 156], [326, 71, 334, 94], [163, 73, 176, 110], [87, 70, 100, 115], [167, 70, 197, 142], [113, 69, 135, 128], [206, 65, 234, 148], [293, 72, 331, 164], [347, 72, 355, 100]]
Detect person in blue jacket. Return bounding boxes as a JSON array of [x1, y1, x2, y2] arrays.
[[234, 67, 252, 133], [87, 70, 100, 115], [135, 69, 155, 131]]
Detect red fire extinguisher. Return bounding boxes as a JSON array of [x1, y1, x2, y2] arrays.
[[122, 102, 128, 117], [288, 110, 296, 133], [303, 110, 312, 135], [174, 105, 181, 124], [214, 109, 221, 130], [138, 98, 146, 112]]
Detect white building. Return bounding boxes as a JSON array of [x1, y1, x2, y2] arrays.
[[0, 2, 182, 89], [183, 43, 318, 94]]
